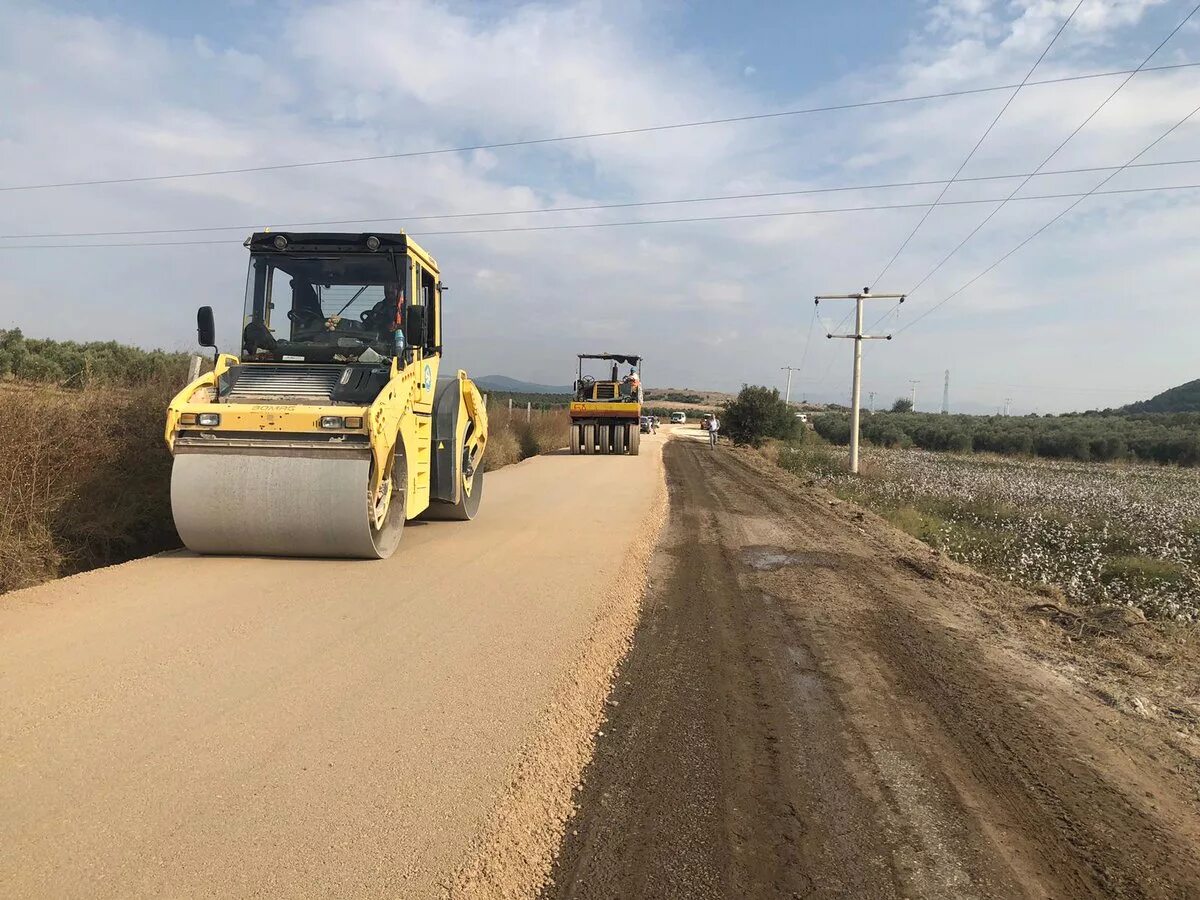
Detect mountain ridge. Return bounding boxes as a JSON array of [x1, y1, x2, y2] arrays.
[[1120, 378, 1200, 414], [474, 375, 573, 395]]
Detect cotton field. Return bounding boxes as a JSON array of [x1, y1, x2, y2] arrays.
[[801, 447, 1200, 622]]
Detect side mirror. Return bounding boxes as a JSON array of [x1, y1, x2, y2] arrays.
[[197, 306, 217, 348], [404, 305, 427, 349]]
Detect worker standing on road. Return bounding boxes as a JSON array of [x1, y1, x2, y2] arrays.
[[708, 414, 720, 449]]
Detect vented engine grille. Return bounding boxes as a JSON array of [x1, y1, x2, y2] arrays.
[[226, 365, 343, 402]]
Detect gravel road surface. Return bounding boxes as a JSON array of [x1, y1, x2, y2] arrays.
[[0, 440, 665, 899]]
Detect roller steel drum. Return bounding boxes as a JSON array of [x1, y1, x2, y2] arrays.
[[171, 452, 404, 559]]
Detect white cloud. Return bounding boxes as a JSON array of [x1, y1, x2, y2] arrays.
[[0, 0, 1195, 409]]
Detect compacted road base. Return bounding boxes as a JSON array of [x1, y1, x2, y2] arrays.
[[0, 442, 666, 899], [548, 439, 1200, 900]]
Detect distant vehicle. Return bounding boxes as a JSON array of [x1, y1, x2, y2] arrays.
[[670, 412, 687, 424], [569, 352, 643, 456], [795, 413, 809, 424], [640, 415, 654, 434], [701, 413, 713, 431]]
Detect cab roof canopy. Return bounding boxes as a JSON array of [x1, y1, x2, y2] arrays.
[[578, 353, 641, 365], [244, 232, 438, 269]]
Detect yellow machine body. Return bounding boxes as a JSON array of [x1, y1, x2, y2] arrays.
[[568, 352, 643, 456], [165, 232, 488, 559]]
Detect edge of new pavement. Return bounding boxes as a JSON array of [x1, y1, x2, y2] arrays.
[[446, 436, 670, 899]]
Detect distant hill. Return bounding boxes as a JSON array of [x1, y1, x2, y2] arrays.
[[1121, 379, 1200, 414], [475, 375, 572, 395]]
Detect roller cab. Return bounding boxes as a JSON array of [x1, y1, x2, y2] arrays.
[[568, 352, 643, 455], [165, 232, 488, 559]]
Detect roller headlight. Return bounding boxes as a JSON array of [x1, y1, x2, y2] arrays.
[[197, 413, 221, 426], [320, 416, 344, 429]]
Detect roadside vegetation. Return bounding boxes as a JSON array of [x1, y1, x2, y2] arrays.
[[482, 390, 572, 410], [0, 378, 182, 593], [0, 328, 190, 387], [721, 385, 801, 447], [775, 439, 1200, 622], [480, 404, 570, 471], [813, 409, 1200, 466]]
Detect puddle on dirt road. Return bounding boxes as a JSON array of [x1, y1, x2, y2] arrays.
[[740, 545, 841, 571]]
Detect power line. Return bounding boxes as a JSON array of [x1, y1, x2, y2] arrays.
[[903, 2, 1199, 298], [795, 306, 819, 386], [1, 182, 1196, 250], [897, 98, 1200, 335], [870, 0, 1084, 287], [867, 1, 1200, 331], [2, 62, 1199, 194], [4, 156, 1196, 242]]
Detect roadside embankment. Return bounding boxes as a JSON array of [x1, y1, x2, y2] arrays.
[[0, 379, 179, 593]]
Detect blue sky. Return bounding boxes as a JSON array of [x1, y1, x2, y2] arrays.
[[0, 0, 1197, 412]]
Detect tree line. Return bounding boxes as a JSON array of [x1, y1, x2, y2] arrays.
[[813, 409, 1200, 466], [0, 329, 190, 388]]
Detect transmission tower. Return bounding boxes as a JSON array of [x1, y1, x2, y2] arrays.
[[942, 370, 950, 414]]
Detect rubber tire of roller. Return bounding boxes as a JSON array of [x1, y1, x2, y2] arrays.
[[425, 461, 483, 521], [629, 425, 641, 456], [570, 423, 581, 455], [583, 423, 596, 455], [612, 423, 626, 455], [598, 423, 611, 455]]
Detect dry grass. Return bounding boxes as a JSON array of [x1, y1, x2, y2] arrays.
[[0, 382, 570, 595], [0, 378, 180, 593], [482, 405, 570, 472]]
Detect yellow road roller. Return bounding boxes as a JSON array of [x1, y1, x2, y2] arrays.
[[569, 352, 642, 455], [165, 231, 488, 559]]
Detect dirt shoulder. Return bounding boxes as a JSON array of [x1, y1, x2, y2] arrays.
[[546, 440, 1200, 899]]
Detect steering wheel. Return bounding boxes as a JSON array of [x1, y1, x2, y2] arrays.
[[287, 308, 325, 327], [581, 374, 595, 386]]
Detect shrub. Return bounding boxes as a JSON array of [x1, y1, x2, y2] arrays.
[[723, 385, 799, 447], [0, 379, 180, 593], [481, 406, 569, 471], [811, 409, 1200, 467]]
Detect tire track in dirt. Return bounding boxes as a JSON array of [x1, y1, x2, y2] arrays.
[[546, 439, 1200, 899]]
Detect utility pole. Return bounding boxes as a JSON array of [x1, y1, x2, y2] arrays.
[[1004, 397, 1013, 416], [942, 370, 950, 415], [815, 288, 905, 474], [909, 379, 920, 412], [868, 391, 876, 414], [780, 366, 800, 406]]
